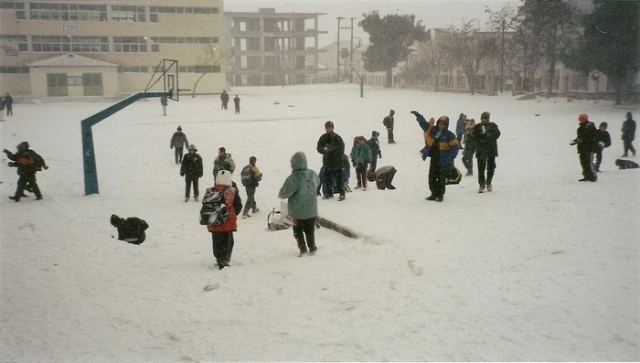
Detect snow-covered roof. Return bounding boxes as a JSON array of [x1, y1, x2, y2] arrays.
[[27, 53, 118, 68]]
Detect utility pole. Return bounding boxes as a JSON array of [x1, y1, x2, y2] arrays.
[[337, 17, 343, 81], [500, 19, 505, 94]]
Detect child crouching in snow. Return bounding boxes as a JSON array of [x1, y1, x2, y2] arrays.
[[278, 152, 320, 257]]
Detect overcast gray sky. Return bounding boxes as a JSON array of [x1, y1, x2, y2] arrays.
[[225, 0, 517, 46]]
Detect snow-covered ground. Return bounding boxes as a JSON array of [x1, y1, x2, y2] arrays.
[[1, 84, 639, 361]]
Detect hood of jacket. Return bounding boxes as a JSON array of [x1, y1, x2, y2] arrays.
[[290, 152, 308, 170]]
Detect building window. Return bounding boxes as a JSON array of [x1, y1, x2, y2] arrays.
[[30, 3, 70, 21], [0, 2, 25, 9], [0, 66, 29, 73], [113, 37, 147, 52], [71, 36, 109, 52], [28, 3, 106, 22], [150, 37, 217, 44], [32, 35, 71, 52], [111, 5, 146, 22], [118, 65, 149, 73], [69, 4, 107, 22], [0, 35, 28, 52], [67, 75, 83, 86]]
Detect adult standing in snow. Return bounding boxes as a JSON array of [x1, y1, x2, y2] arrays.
[[455, 113, 466, 146], [0, 97, 5, 122], [278, 151, 320, 257], [594, 122, 611, 172], [571, 113, 598, 182], [383, 109, 396, 144], [411, 111, 460, 202], [207, 170, 242, 270], [4, 93, 13, 116], [621, 112, 636, 157], [6, 141, 48, 202], [160, 95, 168, 116], [170, 126, 189, 164], [180, 144, 203, 202], [317, 121, 346, 201], [240, 156, 262, 218], [472, 112, 501, 192], [212, 147, 236, 181], [233, 95, 240, 114], [461, 118, 476, 176], [351, 136, 372, 190], [220, 90, 229, 110], [367, 130, 382, 174]]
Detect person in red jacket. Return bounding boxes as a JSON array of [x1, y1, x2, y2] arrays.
[[207, 170, 242, 270]]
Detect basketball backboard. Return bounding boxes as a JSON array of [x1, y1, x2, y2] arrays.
[[145, 59, 179, 101]]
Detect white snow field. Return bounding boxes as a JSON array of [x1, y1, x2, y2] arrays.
[[1, 84, 638, 361]]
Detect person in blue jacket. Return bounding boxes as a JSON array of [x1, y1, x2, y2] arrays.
[[411, 110, 460, 202]]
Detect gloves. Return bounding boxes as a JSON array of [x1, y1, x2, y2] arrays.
[[43, 165, 49, 170], [379, 152, 382, 158], [8, 162, 16, 167], [598, 141, 605, 148], [410, 110, 419, 115], [569, 141, 577, 145]]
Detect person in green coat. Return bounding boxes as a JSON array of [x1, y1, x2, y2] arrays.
[[278, 152, 320, 257], [350, 136, 372, 190]]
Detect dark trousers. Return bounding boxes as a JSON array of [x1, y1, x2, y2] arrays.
[[376, 168, 397, 190], [235, 104, 240, 114], [457, 132, 464, 145], [623, 139, 636, 156], [293, 218, 316, 253], [174, 147, 184, 164], [6, 105, 12, 116], [369, 155, 378, 173], [14, 172, 42, 201], [428, 159, 448, 196], [386, 128, 394, 143], [323, 167, 344, 196], [462, 147, 475, 173], [594, 148, 604, 171], [355, 162, 369, 188], [477, 156, 496, 187], [211, 232, 234, 268], [242, 185, 257, 215], [185, 175, 199, 198], [579, 152, 596, 180]]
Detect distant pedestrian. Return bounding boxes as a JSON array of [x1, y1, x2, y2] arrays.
[[461, 118, 476, 176], [621, 112, 636, 157], [594, 122, 611, 172], [180, 144, 203, 202], [240, 156, 262, 218], [383, 109, 396, 144], [170, 126, 189, 164], [570, 113, 597, 182], [233, 95, 240, 114], [5, 141, 48, 202], [367, 130, 382, 173], [4, 93, 13, 116], [278, 152, 320, 257], [455, 113, 466, 146], [0, 97, 4, 122], [472, 112, 501, 192], [411, 111, 460, 202], [206, 170, 242, 270], [160, 95, 168, 116], [350, 136, 372, 190], [110, 214, 149, 245], [213, 147, 236, 180], [220, 90, 229, 110], [317, 121, 346, 201]]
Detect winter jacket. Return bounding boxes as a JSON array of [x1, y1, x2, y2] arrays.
[[279, 152, 320, 220], [207, 183, 242, 233], [240, 164, 262, 187], [213, 153, 236, 177], [160, 96, 168, 106], [7, 143, 47, 175], [350, 142, 372, 165], [383, 115, 394, 130], [110, 215, 149, 245], [414, 113, 460, 166], [4, 95, 12, 107], [472, 122, 501, 158], [180, 152, 203, 177], [574, 121, 597, 154], [622, 118, 636, 141], [455, 114, 466, 135], [367, 137, 382, 158], [317, 132, 345, 170], [595, 129, 611, 149], [463, 125, 476, 150], [170, 132, 189, 149]]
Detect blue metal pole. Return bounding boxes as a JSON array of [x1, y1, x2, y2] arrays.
[[82, 91, 171, 195]]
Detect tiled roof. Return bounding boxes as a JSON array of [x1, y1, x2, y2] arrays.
[[27, 53, 118, 68]]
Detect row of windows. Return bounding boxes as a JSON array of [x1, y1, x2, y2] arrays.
[[1, 34, 218, 53], [2, 2, 218, 22], [0, 65, 221, 74]]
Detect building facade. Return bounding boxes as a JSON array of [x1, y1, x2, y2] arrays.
[[225, 8, 326, 86], [0, 0, 225, 97]]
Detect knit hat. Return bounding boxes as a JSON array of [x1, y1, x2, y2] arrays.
[[216, 170, 233, 186], [188, 144, 197, 151], [578, 113, 589, 122], [481, 111, 490, 119], [372, 130, 380, 137]]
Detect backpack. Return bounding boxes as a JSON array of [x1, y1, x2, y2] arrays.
[[199, 188, 229, 225], [240, 165, 252, 187]]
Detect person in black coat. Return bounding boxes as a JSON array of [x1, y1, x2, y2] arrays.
[[472, 112, 501, 192], [367, 130, 382, 173], [594, 122, 611, 172], [571, 113, 598, 182], [4, 93, 13, 116], [111, 214, 149, 245], [317, 121, 346, 200], [382, 109, 396, 144], [621, 112, 636, 157], [5, 141, 48, 201], [180, 144, 204, 202]]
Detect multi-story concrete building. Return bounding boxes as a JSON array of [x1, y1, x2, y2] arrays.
[[0, 0, 225, 97], [225, 8, 326, 86]]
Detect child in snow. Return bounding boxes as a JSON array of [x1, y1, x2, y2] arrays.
[[240, 156, 262, 218], [207, 170, 242, 269], [278, 152, 320, 257], [594, 122, 611, 172], [180, 144, 203, 202], [110, 214, 149, 245]]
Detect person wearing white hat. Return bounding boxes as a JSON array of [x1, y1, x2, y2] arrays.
[[180, 144, 203, 202]]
